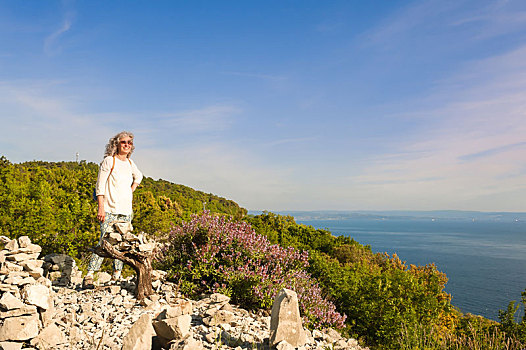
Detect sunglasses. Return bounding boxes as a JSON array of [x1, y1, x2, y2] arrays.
[[120, 140, 133, 146]]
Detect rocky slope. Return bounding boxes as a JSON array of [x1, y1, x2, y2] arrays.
[[0, 236, 368, 350]]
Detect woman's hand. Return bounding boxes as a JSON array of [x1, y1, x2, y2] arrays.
[[97, 207, 105, 222]]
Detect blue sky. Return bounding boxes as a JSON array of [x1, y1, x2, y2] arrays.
[[2, 0, 526, 212]]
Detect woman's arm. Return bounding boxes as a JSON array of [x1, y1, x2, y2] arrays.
[[95, 156, 112, 222], [130, 159, 143, 186], [97, 195, 105, 222], [96, 157, 113, 196]]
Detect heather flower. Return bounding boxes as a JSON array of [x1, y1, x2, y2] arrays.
[[158, 211, 346, 329]]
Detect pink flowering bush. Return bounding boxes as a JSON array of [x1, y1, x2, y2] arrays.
[[158, 212, 346, 329]]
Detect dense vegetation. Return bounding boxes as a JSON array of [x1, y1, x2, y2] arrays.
[[2, 156, 525, 349], [0, 156, 245, 258]]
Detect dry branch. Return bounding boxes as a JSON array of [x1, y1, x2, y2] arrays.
[[91, 240, 154, 300]]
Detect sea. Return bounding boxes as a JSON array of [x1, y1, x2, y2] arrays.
[[279, 211, 526, 321]]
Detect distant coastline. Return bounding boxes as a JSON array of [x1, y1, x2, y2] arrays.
[[249, 210, 526, 222]]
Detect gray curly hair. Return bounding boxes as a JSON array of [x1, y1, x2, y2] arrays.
[[104, 131, 135, 158]]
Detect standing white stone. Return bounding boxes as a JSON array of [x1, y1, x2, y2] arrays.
[[269, 288, 307, 348]]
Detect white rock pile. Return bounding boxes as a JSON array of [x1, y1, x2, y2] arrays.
[[50, 285, 367, 350], [0, 236, 62, 350]]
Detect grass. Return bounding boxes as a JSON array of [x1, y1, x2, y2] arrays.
[[396, 322, 525, 350]]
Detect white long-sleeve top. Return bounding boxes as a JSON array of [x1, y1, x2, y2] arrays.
[[95, 156, 143, 215]]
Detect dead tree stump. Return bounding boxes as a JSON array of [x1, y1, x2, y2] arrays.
[[91, 241, 154, 301]]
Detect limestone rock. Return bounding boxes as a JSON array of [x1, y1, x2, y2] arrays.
[[203, 310, 234, 326], [312, 329, 323, 340], [27, 268, 44, 279], [21, 284, 51, 310], [172, 337, 205, 350], [2, 262, 22, 273], [269, 288, 307, 348], [210, 293, 230, 304], [9, 276, 34, 286], [17, 236, 31, 248], [326, 327, 342, 342], [0, 292, 24, 310], [3, 276, 23, 286], [152, 269, 167, 281], [0, 305, 38, 319], [4, 240, 18, 252], [221, 303, 234, 312], [123, 232, 139, 242], [39, 296, 55, 327], [96, 272, 112, 285], [22, 260, 44, 271], [334, 339, 350, 350], [107, 232, 122, 245], [156, 300, 192, 321], [0, 341, 23, 350], [115, 222, 133, 234], [0, 314, 40, 341], [138, 243, 155, 252], [36, 277, 52, 288], [18, 244, 42, 255], [0, 284, 19, 294], [1, 272, 367, 350], [30, 323, 67, 349], [153, 314, 192, 341], [122, 313, 154, 350], [276, 340, 295, 350], [5, 253, 33, 263]]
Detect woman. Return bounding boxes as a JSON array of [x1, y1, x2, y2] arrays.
[[83, 131, 143, 289]]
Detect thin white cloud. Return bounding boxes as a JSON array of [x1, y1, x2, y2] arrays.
[[316, 21, 345, 34], [221, 71, 287, 82], [362, 0, 526, 48], [265, 136, 318, 147], [159, 105, 241, 133], [459, 142, 526, 162], [44, 12, 73, 56], [448, 1, 526, 40], [361, 0, 454, 46]]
